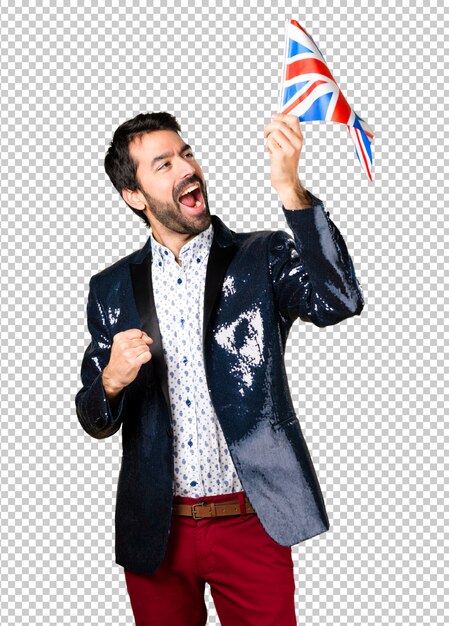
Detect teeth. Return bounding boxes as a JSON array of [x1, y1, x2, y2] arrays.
[[179, 183, 199, 198], [195, 200, 201, 207]]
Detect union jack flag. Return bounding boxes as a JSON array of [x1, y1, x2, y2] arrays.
[[279, 19, 374, 181]]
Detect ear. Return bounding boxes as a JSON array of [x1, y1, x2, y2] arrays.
[[122, 188, 146, 211]]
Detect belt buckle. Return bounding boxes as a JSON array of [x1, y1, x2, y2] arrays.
[[191, 500, 208, 520]]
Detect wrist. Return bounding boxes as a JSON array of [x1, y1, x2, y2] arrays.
[[102, 367, 124, 399], [277, 181, 312, 210]]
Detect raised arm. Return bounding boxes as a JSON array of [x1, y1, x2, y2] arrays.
[[269, 194, 364, 326], [264, 112, 364, 327]]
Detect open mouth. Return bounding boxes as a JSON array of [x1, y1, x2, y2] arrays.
[[178, 182, 204, 210]]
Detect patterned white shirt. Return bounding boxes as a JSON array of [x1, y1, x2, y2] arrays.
[[150, 223, 244, 497]]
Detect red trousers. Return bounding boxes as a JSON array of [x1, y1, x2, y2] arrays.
[[124, 491, 297, 626]]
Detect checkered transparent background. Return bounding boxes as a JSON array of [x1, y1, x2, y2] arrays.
[[1, 0, 447, 624]]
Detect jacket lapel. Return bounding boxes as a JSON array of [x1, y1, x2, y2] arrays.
[[129, 253, 170, 410], [202, 238, 237, 346], [129, 215, 237, 419]]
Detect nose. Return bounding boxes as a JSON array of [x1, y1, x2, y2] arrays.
[[177, 155, 197, 179]]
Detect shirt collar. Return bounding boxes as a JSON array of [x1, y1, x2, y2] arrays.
[[150, 222, 214, 270]]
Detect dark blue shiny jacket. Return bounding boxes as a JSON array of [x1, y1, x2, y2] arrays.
[[75, 191, 364, 575]]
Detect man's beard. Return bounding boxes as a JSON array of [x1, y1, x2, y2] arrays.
[[140, 179, 211, 236]]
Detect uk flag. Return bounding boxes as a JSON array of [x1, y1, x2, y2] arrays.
[[279, 19, 374, 181]]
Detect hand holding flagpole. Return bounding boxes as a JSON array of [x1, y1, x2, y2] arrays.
[[264, 112, 312, 210]]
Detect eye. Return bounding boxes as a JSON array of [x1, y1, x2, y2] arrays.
[[158, 152, 195, 171]]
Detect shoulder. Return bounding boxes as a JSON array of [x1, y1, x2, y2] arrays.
[[211, 214, 293, 265], [235, 226, 293, 254], [89, 237, 151, 288], [212, 213, 274, 243]]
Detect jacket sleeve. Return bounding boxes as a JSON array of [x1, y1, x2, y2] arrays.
[[269, 190, 365, 327], [75, 276, 127, 439]]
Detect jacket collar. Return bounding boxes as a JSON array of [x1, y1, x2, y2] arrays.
[[131, 214, 236, 265], [150, 222, 214, 271]]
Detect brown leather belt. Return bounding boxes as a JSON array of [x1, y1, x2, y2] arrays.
[[173, 497, 255, 520]]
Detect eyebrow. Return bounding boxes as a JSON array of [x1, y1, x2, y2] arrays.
[[151, 143, 192, 169]]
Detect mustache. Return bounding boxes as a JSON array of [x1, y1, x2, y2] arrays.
[[176, 176, 203, 200]]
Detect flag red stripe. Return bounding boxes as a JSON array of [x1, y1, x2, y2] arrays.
[[285, 58, 334, 82], [283, 79, 328, 114], [291, 19, 307, 35], [348, 126, 372, 181], [331, 91, 352, 124]]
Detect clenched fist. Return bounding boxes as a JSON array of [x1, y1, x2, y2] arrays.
[[102, 329, 153, 400]]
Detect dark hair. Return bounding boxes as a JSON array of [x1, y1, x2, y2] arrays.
[[104, 112, 181, 227]]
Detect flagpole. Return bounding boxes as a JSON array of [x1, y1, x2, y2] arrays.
[[278, 19, 289, 113]]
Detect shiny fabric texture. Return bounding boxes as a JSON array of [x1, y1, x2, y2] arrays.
[[75, 191, 364, 575]]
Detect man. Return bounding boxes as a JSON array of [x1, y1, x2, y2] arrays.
[[75, 111, 364, 626]]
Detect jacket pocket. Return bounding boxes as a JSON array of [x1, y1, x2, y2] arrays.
[[271, 413, 299, 431]]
